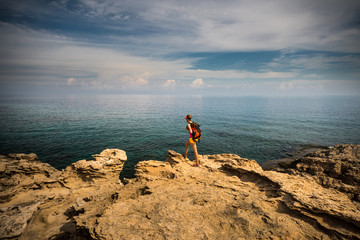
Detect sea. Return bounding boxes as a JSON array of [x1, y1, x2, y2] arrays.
[[1, 95, 360, 178]]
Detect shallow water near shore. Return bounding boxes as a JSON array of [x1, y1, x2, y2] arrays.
[[1, 95, 360, 178]]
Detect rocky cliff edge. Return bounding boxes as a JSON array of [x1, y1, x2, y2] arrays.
[[0, 145, 359, 239]]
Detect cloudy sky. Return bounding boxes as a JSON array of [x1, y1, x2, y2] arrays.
[[0, 0, 360, 96]]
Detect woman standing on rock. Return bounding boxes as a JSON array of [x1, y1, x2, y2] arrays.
[[183, 114, 200, 167]]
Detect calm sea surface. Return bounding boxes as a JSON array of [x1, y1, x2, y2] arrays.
[[1, 95, 359, 178]]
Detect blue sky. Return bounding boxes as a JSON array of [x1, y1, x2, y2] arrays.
[[0, 0, 360, 96]]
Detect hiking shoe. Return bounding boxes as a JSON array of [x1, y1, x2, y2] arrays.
[[192, 164, 199, 167]]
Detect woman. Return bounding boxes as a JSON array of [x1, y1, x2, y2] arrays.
[[183, 114, 200, 167]]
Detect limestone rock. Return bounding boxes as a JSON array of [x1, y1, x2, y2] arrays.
[[0, 153, 61, 203], [79, 148, 360, 240], [284, 144, 360, 202], [0, 149, 127, 239], [0, 153, 62, 239], [61, 149, 127, 188], [8, 153, 39, 161], [134, 160, 176, 181], [0, 200, 42, 238], [165, 150, 190, 166], [1, 146, 360, 239]]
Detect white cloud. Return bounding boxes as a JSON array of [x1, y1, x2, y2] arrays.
[[1, 10, 359, 96], [2, 22, 301, 92], [67, 77, 75, 86], [77, 0, 360, 52], [119, 72, 150, 88], [190, 78, 206, 89], [135, 72, 149, 86], [0, 22, 194, 89], [2, 23, 300, 93], [65, 77, 102, 88], [163, 79, 176, 89], [2, 0, 360, 54]]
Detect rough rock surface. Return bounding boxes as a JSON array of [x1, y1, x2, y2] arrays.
[[0, 149, 126, 239], [279, 144, 360, 203], [61, 149, 127, 188], [0, 145, 359, 239]]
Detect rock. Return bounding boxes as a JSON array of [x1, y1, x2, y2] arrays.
[[261, 145, 328, 171], [0, 149, 127, 239], [283, 144, 360, 202], [134, 160, 176, 181], [0, 154, 61, 203], [92, 149, 127, 163], [0, 200, 42, 238], [61, 148, 127, 188], [165, 150, 190, 166], [8, 153, 38, 161], [1, 146, 360, 239], [77, 148, 360, 240]]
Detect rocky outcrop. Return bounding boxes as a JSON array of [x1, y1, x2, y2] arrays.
[[79, 150, 360, 240], [0, 153, 61, 203], [1, 145, 359, 239], [0, 153, 62, 239], [279, 144, 360, 203], [0, 149, 126, 239], [61, 149, 127, 188]]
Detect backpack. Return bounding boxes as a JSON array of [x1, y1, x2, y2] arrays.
[[190, 122, 202, 143]]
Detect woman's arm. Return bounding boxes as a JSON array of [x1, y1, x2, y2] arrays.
[[186, 123, 193, 134]]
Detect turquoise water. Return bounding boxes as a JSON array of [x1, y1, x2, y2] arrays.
[[1, 95, 360, 178]]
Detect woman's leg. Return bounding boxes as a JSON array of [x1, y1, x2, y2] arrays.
[[184, 140, 190, 158], [190, 143, 199, 165]]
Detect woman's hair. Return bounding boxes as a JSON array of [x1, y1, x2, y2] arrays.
[[185, 114, 192, 120]]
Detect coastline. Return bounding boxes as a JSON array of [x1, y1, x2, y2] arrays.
[[261, 144, 329, 170], [2, 95, 360, 176], [1, 144, 359, 239]]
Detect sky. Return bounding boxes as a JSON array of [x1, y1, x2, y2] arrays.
[[0, 0, 360, 96]]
